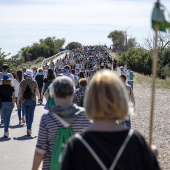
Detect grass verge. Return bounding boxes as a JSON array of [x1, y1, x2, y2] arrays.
[[135, 72, 170, 89]]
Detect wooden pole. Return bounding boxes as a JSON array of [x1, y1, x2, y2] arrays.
[[149, 23, 158, 145]]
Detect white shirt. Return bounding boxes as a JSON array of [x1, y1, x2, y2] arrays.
[[33, 72, 38, 80], [13, 79, 20, 97]]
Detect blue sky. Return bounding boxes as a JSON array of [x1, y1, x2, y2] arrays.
[[0, 0, 170, 57]]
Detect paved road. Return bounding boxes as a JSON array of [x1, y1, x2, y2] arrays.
[[0, 101, 46, 170], [43, 52, 69, 68], [0, 52, 68, 170]]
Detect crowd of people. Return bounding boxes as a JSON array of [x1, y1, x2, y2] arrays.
[[0, 45, 161, 170]]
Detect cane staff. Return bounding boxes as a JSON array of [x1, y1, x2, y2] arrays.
[[150, 0, 170, 145]]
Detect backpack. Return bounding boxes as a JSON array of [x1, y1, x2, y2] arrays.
[[129, 71, 134, 80], [23, 81, 33, 99], [75, 129, 133, 170], [50, 115, 74, 170]]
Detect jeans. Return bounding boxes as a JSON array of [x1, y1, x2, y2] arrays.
[[22, 99, 36, 130], [127, 80, 133, 89], [38, 87, 42, 99], [16, 97, 25, 121], [1, 102, 13, 132]]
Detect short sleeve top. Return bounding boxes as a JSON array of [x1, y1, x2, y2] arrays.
[[0, 84, 15, 102]]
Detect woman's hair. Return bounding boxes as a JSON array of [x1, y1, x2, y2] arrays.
[[2, 80, 12, 85], [50, 76, 75, 98], [79, 78, 87, 87], [84, 70, 129, 121], [16, 70, 23, 83], [47, 71, 55, 80], [71, 69, 75, 74], [79, 71, 85, 78]]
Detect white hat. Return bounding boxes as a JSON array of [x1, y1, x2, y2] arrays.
[[120, 66, 124, 69], [24, 69, 33, 76]]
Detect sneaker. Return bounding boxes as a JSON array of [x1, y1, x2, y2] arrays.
[[27, 129, 32, 136], [4, 132, 9, 138], [19, 120, 22, 125], [22, 117, 26, 124]]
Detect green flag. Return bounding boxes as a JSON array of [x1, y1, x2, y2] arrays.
[[151, 3, 170, 32]]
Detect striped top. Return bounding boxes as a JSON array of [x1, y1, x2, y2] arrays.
[[36, 106, 91, 170]]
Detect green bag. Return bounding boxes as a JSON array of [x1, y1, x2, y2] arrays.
[[50, 125, 74, 170]]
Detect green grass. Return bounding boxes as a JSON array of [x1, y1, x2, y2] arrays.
[[135, 72, 170, 89]]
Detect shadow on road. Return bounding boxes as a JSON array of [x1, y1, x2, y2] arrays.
[[13, 135, 37, 141], [0, 137, 11, 142], [9, 124, 26, 129], [36, 104, 45, 106]]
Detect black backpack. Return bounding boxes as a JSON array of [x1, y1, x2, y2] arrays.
[[23, 81, 33, 99]]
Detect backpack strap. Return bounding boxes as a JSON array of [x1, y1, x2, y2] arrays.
[[55, 114, 70, 127], [26, 80, 33, 87], [75, 129, 133, 170]]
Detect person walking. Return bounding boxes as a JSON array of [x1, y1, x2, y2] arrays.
[[73, 78, 88, 107], [61, 70, 161, 170], [119, 74, 135, 128], [127, 66, 134, 89], [0, 75, 15, 138], [41, 69, 55, 96], [13, 70, 25, 124], [17, 69, 40, 136], [35, 68, 44, 104], [32, 76, 91, 170]]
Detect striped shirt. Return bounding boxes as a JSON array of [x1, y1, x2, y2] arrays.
[[36, 108, 91, 170]]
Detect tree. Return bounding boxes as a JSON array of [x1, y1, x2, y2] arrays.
[[127, 38, 137, 49], [143, 32, 170, 51], [117, 48, 153, 75], [19, 37, 65, 62], [5, 54, 24, 70], [107, 30, 125, 55], [157, 47, 170, 79], [20, 46, 32, 62], [0, 48, 10, 58], [107, 30, 137, 55], [65, 42, 82, 50], [0, 48, 10, 69]]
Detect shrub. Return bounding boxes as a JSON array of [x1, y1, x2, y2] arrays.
[[117, 48, 152, 75]]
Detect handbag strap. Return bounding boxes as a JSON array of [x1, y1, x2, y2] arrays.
[[75, 129, 133, 170]]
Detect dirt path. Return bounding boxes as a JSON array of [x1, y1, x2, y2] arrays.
[[132, 83, 170, 169]]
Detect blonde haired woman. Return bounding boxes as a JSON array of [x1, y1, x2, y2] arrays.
[[61, 70, 161, 170], [0, 75, 15, 138]]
